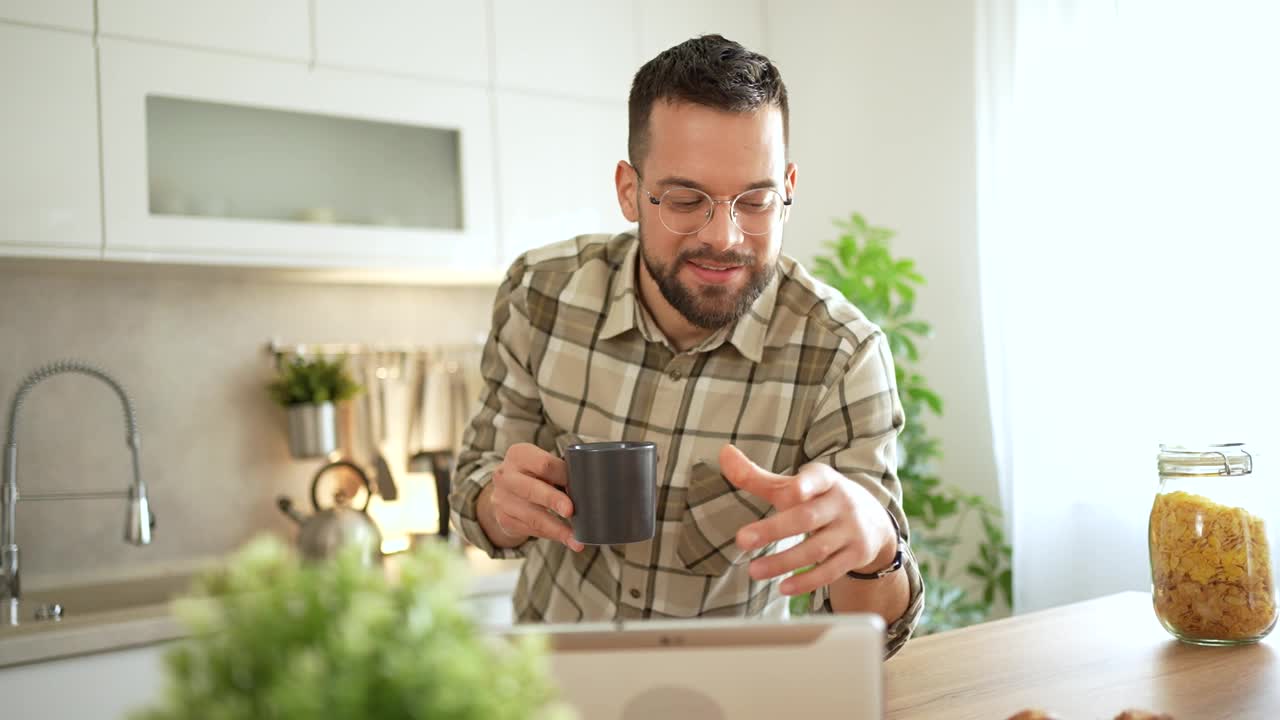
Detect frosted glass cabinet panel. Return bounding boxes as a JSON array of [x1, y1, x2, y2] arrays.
[[100, 39, 498, 273], [145, 97, 463, 232]]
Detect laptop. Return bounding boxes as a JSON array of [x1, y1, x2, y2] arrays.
[[504, 613, 886, 719]]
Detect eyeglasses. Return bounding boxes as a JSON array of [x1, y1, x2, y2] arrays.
[[639, 179, 793, 236]]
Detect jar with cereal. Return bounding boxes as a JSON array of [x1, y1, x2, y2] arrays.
[[1149, 443, 1276, 645]]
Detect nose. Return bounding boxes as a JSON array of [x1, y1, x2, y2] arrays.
[[695, 200, 745, 254]]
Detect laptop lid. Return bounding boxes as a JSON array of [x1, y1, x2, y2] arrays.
[[505, 613, 885, 720]]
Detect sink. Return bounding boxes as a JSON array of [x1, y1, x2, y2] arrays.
[[8, 572, 199, 626]]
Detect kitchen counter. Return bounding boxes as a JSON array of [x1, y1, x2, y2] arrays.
[[886, 591, 1279, 719], [0, 547, 522, 668]]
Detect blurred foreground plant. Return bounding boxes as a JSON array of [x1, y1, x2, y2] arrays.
[[133, 538, 570, 720]]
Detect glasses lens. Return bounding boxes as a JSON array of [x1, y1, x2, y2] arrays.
[[731, 189, 784, 235], [658, 188, 712, 234]]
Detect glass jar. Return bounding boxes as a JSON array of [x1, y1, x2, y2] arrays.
[[1149, 443, 1276, 645]]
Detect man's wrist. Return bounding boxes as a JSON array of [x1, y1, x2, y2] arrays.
[[847, 509, 903, 578]]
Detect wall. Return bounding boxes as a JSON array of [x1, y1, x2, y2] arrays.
[[0, 258, 494, 588], [767, 1, 1001, 597]]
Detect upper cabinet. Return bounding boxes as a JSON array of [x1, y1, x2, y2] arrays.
[[0, 0, 93, 32], [492, 0, 638, 102], [637, 0, 767, 60], [495, 92, 630, 264], [0, 0, 767, 276], [313, 0, 490, 86], [0, 24, 102, 257], [98, 39, 498, 273], [97, 0, 310, 63]]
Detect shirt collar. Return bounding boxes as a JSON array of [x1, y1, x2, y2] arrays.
[[598, 230, 643, 341], [598, 231, 778, 364]]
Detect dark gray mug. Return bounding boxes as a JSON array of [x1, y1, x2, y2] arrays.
[[563, 441, 657, 545]]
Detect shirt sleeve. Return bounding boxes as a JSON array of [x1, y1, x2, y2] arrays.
[[802, 331, 925, 659], [448, 257, 558, 559]]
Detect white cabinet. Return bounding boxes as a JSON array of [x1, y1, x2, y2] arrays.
[[637, 0, 767, 60], [495, 92, 630, 263], [99, 39, 499, 273], [0, 0, 93, 32], [0, 23, 102, 257], [98, 0, 311, 63], [0, 644, 167, 720], [492, 0, 638, 102], [314, 0, 489, 86]]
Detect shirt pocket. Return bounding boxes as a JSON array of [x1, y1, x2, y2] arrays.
[[676, 460, 775, 576]]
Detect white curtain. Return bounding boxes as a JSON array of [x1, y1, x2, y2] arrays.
[[977, 0, 1280, 612]]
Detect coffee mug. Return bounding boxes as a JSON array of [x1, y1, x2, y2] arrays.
[[563, 441, 657, 545]]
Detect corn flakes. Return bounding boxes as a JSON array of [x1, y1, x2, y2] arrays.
[[1149, 491, 1276, 641]]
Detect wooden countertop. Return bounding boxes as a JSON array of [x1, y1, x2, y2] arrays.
[[886, 591, 1278, 720]]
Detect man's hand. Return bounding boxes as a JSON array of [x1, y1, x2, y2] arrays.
[[721, 444, 897, 596], [481, 443, 585, 552]]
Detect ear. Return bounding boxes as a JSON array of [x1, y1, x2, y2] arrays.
[[784, 161, 798, 200], [616, 160, 640, 223]]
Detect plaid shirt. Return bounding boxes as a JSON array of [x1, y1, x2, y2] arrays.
[[450, 230, 924, 657]]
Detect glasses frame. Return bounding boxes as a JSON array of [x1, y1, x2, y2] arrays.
[[637, 176, 793, 237]]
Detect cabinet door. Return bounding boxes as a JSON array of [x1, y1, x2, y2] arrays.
[[99, 39, 499, 275], [0, 0, 93, 32], [314, 0, 489, 86], [637, 0, 767, 60], [0, 24, 101, 257], [492, 0, 637, 102], [495, 92, 630, 264], [98, 0, 310, 62]]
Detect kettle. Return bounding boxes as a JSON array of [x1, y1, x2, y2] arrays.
[[277, 459, 382, 565]]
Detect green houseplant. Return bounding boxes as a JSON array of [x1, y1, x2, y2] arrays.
[[805, 213, 1013, 633], [268, 356, 362, 459], [132, 538, 571, 720], [268, 356, 362, 407]]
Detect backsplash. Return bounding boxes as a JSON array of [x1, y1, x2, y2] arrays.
[[0, 258, 495, 588]]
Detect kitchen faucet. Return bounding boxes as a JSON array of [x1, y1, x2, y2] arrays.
[[2, 360, 154, 626]]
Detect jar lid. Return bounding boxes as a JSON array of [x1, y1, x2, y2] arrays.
[[1158, 443, 1253, 477]]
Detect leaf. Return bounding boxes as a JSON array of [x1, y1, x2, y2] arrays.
[[836, 236, 857, 269], [900, 333, 921, 363], [906, 387, 943, 416], [897, 320, 933, 338]]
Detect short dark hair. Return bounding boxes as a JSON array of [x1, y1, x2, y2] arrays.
[[628, 34, 789, 170]]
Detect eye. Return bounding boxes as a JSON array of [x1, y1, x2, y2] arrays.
[[663, 190, 708, 212], [737, 194, 777, 213]]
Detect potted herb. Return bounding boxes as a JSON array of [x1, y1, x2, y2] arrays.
[[269, 356, 362, 459], [132, 537, 571, 720]]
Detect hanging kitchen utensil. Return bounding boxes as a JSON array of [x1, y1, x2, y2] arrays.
[[363, 351, 399, 500], [406, 353, 468, 538]]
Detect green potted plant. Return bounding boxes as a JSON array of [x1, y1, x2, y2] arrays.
[[804, 213, 1013, 633], [132, 537, 571, 720], [269, 356, 362, 459]]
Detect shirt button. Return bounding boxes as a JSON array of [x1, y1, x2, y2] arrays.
[[668, 368, 683, 380], [629, 588, 641, 599]]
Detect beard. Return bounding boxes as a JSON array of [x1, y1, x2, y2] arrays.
[[638, 223, 778, 331]]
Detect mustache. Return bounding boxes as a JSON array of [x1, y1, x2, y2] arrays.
[[677, 248, 755, 267]]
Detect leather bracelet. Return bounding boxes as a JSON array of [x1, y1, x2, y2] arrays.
[[845, 509, 905, 580]]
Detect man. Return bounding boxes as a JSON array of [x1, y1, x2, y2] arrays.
[[450, 34, 923, 656]]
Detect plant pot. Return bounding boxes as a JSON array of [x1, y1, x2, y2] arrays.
[[286, 402, 337, 459]]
